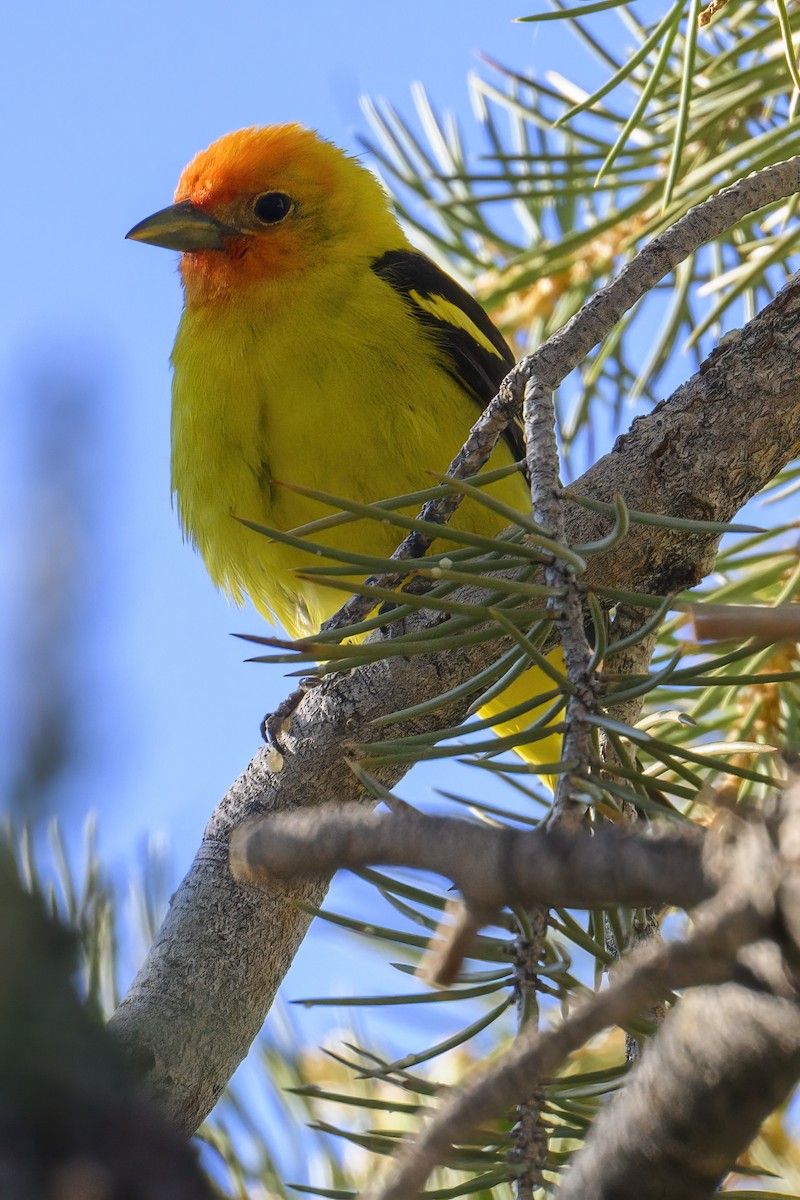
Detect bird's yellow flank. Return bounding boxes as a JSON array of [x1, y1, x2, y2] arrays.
[[127, 124, 561, 772]]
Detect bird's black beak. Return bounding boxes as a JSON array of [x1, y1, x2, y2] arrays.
[[126, 199, 231, 252]]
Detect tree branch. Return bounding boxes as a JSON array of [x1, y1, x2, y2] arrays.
[[524, 374, 596, 824], [357, 812, 780, 1200], [687, 601, 800, 642], [110, 268, 800, 1136], [230, 806, 712, 912], [556, 979, 800, 1200], [232, 781, 800, 1200]]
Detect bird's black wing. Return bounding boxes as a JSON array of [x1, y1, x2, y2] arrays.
[[371, 249, 525, 466]]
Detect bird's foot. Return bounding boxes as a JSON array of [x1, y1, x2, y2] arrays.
[[379, 600, 407, 639], [261, 676, 321, 771], [379, 574, 442, 639]]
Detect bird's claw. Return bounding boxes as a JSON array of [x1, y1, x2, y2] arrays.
[[261, 676, 321, 768], [378, 600, 407, 639]]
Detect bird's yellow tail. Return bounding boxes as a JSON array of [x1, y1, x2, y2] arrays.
[[477, 652, 565, 793]]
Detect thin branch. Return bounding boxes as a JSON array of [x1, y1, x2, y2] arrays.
[[236, 775, 800, 1200], [419, 900, 495, 989], [519, 374, 588, 1195], [507, 906, 548, 1200], [524, 375, 596, 821], [229, 806, 712, 913], [686, 601, 800, 642], [698, 0, 734, 25], [360, 837, 774, 1200], [362, 785, 800, 1200]]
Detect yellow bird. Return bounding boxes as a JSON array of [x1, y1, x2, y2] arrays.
[[127, 124, 561, 773]]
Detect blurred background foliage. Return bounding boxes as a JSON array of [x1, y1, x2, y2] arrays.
[[4, 0, 800, 1197]]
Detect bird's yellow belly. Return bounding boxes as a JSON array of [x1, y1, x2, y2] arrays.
[[171, 292, 527, 636], [171, 285, 562, 785]]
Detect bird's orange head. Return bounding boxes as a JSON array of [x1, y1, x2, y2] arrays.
[[127, 124, 405, 303]]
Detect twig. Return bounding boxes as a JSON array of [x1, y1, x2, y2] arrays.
[[418, 900, 495, 989], [686, 602, 800, 643], [360, 852, 770, 1200], [516, 374, 596, 1194], [524, 376, 596, 821], [230, 807, 713, 914], [698, 0, 733, 26], [366, 804, 783, 1200], [507, 904, 548, 1199], [233, 788, 794, 1200]]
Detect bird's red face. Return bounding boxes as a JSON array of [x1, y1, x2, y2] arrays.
[[127, 124, 401, 305]]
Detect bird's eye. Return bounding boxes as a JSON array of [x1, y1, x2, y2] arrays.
[[253, 192, 293, 224]]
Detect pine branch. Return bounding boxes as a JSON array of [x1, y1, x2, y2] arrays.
[[109, 262, 800, 1135], [230, 806, 711, 913], [355, 804, 784, 1200]]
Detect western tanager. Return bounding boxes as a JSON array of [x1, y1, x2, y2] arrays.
[[127, 124, 561, 773]]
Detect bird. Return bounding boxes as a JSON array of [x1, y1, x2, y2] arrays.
[[126, 124, 562, 776]]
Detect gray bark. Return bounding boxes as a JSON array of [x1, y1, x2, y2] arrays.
[[109, 274, 800, 1136], [557, 982, 800, 1200]]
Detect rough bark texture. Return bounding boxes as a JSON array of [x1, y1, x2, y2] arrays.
[[109, 275, 800, 1136], [356, 793, 792, 1200], [231, 807, 712, 911], [557, 981, 800, 1200]]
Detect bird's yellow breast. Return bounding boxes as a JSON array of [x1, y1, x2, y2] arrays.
[[171, 260, 530, 637]]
